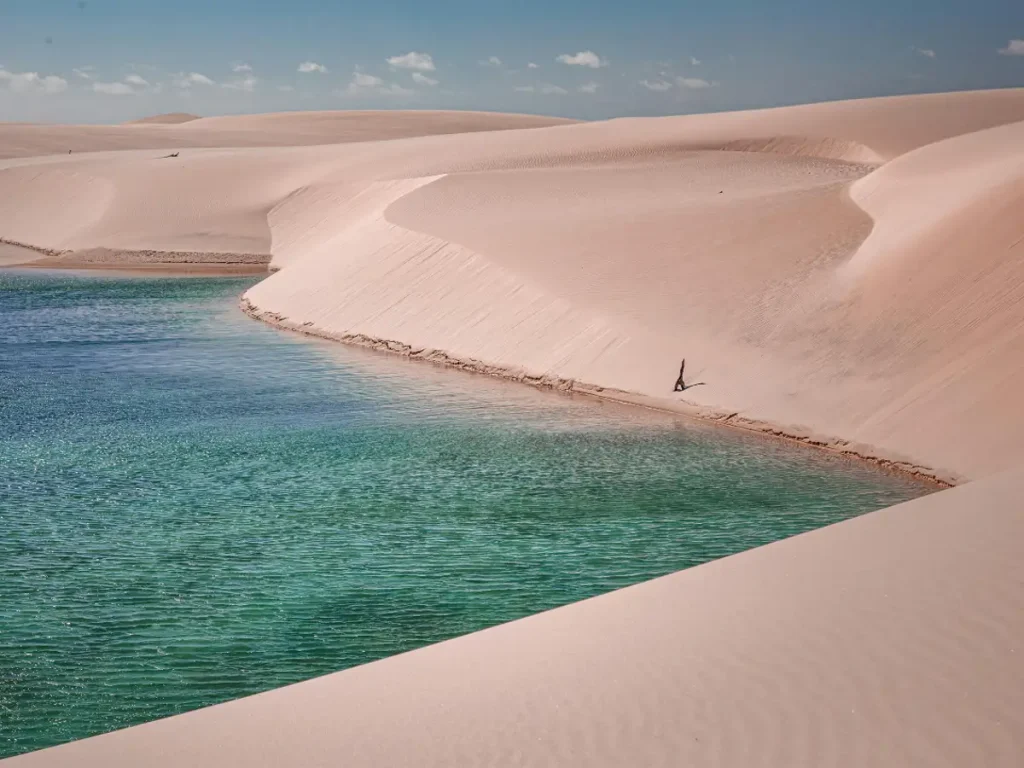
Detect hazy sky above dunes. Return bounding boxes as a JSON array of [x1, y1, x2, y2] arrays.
[[1, 0, 1022, 123]]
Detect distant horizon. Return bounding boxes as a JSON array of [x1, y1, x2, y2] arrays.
[[9, 84, 1024, 127], [2, 0, 1022, 123]]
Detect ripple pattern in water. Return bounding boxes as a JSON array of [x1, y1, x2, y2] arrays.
[[0, 270, 927, 758]]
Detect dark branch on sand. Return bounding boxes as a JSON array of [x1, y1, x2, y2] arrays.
[[673, 358, 706, 392]]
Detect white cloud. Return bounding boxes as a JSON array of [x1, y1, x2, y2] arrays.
[[913, 47, 936, 59], [540, 83, 568, 95], [640, 79, 673, 91], [277, 84, 295, 92], [73, 66, 94, 80], [677, 76, 713, 89], [0, 69, 68, 94], [233, 63, 253, 73], [578, 81, 599, 94], [173, 72, 216, 88], [527, 62, 539, 69], [346, 71, 413, 96], [998, 39, 1024, 56], [223, 75, 258, 92], [480, 56, 503, 68], [42, 75, 69, 93], [298, 61, 327, 73], [387, 51, 435, 71], [690, 56, 701, 66], [93, 81, 135, 95], [412, 72, 438, 86], [124, 74, 149, 86], [556, 50, 607, 68], [350, 72, 383, 89], [514, 85, 535, 93]]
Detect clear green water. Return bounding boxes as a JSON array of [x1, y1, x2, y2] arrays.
[[0, 270, 926, 758]]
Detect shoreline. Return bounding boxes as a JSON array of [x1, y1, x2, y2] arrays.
[[2, 232, 957, 490], [240, 296, 954, 488], [15, 261, 271, 276], [2, 251, 950, 487], [0, 238, 271, 276]]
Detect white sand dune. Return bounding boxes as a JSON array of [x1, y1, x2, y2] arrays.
[[124, 112, 201, 125], [3, 90, 1024, 765], [0, 110, 576, 160]]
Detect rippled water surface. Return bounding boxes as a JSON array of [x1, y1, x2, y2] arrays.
[[0, 270, 926, 757]]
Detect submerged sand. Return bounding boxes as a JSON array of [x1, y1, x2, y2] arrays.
[[2, 91, 1024, 765]]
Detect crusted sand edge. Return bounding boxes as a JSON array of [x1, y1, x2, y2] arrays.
[[241, 297, 956, 488]]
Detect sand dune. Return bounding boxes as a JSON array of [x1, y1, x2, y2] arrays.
[[3, 90, 1024, 765], [0, 110, 575, 160], [124, 112, 201, 125]]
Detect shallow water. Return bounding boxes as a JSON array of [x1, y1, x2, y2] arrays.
[[0, 270, 926, 758]]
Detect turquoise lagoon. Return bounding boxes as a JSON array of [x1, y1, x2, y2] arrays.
[[0, 271, 926, 757]]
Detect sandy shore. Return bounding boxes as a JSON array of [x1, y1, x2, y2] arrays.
[[3, 92, 1024, 765], [1, 240, 270, 275], [20, 262, 270, 276]]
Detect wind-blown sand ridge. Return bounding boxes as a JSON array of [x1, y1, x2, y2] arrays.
[[3, 89, 1024, 766]]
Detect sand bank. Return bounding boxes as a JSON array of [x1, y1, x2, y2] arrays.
[[23, 247, 271, 275]]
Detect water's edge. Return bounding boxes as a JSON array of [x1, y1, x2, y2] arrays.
[[240, 296, 955, 489], [1, 270, 929, 758]]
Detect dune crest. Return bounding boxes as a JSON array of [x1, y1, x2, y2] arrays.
[[124, 113, 201, 125]]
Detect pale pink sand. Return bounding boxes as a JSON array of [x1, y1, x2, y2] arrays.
[[3, 91, 1024, 765], [0, 110, 576, 160], [7, 466, 1024, 768], [0, 240, 46, 266], [124, 113, 201, 125]]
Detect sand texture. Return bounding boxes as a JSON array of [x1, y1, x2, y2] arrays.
[[3, 91, 1024, 765]]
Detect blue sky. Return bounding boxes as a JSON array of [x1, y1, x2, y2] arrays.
[[1, 0, 1022, 122]]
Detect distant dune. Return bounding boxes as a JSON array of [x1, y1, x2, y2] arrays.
[[124, 112, 201, 125], [0, 109, 576, 160], [3, 92, 1024, 767]]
